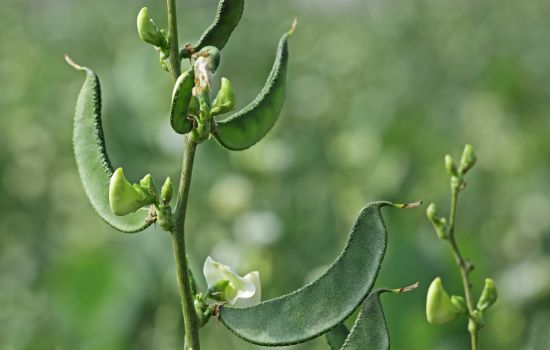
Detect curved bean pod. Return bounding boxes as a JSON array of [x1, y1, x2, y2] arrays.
[[180, 0, 244, 58], [340, 289, 391, 350], [325, 323, 349, 350], [170, 69, 195, 134], [213, 24, 293, 151], [67, 56, 153, 233], [218, 201, 396, 345]]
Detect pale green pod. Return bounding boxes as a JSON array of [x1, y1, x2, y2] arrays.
[[211, 77, 236, 115], [426, 277, 462, 325]]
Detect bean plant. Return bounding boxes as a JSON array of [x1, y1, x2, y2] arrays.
[[66, 0, 430, 349], [426, 145, 498, 350]]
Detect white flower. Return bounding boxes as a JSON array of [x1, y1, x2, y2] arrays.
[[192, 56, 212, 96], [203, 256, 261, 307]]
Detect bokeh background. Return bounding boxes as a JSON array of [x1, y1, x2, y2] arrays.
[[1, 0, 550, 349]]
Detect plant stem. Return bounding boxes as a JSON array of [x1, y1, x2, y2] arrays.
[[171, 137, 200, 350], [447, 188, 479, 350], [167, 0, 181, 81], [166, 1, 200, 349]]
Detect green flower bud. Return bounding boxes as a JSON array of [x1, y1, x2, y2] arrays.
[[211, 78, 236, 115], [137, 7, 167, 48], [445, 154, 459, 177], [161, 177, 173, 205], [459, 144, 477, 175], [109, 168, 154, 216], [477, 278, 498, 311], [194, 297, 211, 327], [450, 295, 467, 314], [139, 174, 158, 200], [451, 176, 464, 192], [426, 277, 462, 325], [426, 203, 449, 240]]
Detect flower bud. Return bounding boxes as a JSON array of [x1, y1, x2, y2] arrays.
[[139, 174, 158, 200], [137, 7, 167, 48], [211, 78, 236, 115], [161, 177, 173, 205], [450, 295, 467, 314], [445, 155, 459, 177], [426, 277, 462, 325], [426, 203, 448, 240], [459, 144, 477, 175], [109, 168, 154, 216], [477, 278, 498, 311]]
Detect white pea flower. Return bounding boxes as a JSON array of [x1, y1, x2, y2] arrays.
[[203, 256, 261, 307]]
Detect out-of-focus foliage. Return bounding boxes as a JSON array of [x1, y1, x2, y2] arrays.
[[1, 0, 549, 349]]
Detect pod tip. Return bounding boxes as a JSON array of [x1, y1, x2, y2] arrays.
[[288, 18, 298, 35], [64, 54, 85, 71], [394, 200, 422, 209]]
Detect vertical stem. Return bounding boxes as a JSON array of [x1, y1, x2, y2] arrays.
[[447, 188, 479, 350], [171, 137, 200, 350], [166, 2, 199, 349], [167, 0, 181, 81]]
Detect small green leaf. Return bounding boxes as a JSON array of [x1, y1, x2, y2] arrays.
[[66, 56, 152, 233], [218, 201, 416, 346], [170, 70, 195, 134], [180, 0, 244, 58], [213, 22, 295, 150]]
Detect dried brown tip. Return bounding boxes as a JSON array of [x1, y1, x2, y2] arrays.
[[396, 282, 420, 293]]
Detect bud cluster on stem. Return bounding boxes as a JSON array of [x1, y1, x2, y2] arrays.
[[426, 144, 497, 350]]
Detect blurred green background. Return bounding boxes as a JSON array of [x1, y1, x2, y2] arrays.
[[1, 0, 550, 349]]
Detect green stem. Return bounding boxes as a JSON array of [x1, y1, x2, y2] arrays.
[[448, 188, 479, 350], [165, 1, 200, 348], [167, 0, 181, 81], [171, 137, 200, 350]]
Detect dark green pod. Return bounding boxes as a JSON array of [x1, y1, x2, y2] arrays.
[[325, 323, 349, 350], [67, 56, 152, 233], [170, 69, 195, 134], [218, 201, 394, 345], [213, 26, 293, 150], [181, 0, 244, 58], [340, 290, 391, 350]]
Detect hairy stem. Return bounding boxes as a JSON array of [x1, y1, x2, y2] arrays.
[[166, 1, 200, 349], [171, 137, 200, 350], [448, 188, 479, 350]]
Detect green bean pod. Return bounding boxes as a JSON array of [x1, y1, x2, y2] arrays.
[[339, 289, 391, 350], [170, 69, 195, 134], [218, 201, 402, 345], [180, 0, 244, 58], [325, 323, 349, 350], [213, 25, 293, 150], [67, 56, 152, 233]]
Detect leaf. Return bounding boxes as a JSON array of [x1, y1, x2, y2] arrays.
[[218, 201, 396, 345], [67, 56, 152, 233], [213, 23, 294, 151]]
